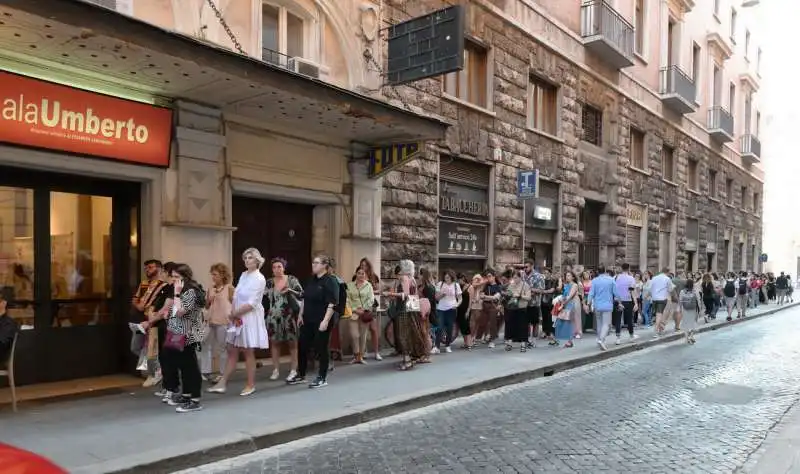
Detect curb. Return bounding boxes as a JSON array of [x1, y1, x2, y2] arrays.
[[113, 302, 800, 474]]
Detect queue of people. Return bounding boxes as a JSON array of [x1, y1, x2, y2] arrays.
[[128, 252, 792, 414]]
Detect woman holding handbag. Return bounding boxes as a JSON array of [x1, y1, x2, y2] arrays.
[[383, 259, 427, 371], [345, 268, 375, 364], [162, 263, 206, 413]]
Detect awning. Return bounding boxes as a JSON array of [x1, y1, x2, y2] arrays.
[[0, 0, 449, 147]]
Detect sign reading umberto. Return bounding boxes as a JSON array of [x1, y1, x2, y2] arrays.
[[0, 71, 172, 167]]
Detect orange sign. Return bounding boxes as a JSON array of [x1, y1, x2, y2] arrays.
[[0, 71, 172, 167]]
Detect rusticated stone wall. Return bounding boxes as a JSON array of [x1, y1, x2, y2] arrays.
[[377, 0, 763, 277]]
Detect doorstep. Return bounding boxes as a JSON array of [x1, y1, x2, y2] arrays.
[[0, 302, 796, 474]]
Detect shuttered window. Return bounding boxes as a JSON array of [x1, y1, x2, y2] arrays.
[[439, 156, 491, 188], [626, 225, 641, 271]]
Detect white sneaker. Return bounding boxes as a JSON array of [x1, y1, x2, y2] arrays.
[[629, 334, 639, 342], [575, 334, 582, 339], [615, 337, 622, 345], [285, 370, 297, 382], [488, 342, 496, 349], [269, 369, 280, 381], [430, 347, 440, 354], [207, 384, 226, 394], [240, 386, 256, 397], [444, 346, 452, 353], [597, 341, 607, 351], [374, 353, 383, 361]]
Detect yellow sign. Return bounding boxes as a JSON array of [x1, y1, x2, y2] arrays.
[[367, 142, 423, 179]]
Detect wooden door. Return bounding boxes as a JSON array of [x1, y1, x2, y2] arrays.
[[231, 197, 313, 283]]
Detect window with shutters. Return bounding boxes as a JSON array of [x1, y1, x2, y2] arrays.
[[659, 215, 673, 270], [630, 128, 646, 170], [708, 169, 718, 199], [662, 145, 675, 182], [686, 218, 699, 251], [753, 192, 760, 215], [707, 223, 718, 250], [580, 103, 602, 146], [687, 159, 699, 191], [444, 41, 489, 109], [528, 77, 558, 135]]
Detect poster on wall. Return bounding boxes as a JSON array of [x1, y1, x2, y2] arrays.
[[438, 220, 487, 258]]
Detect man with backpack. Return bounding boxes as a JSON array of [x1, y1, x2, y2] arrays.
[[722, 273, 738, 321], [776, 272, 789, 305], [735, 271, 749, 319]]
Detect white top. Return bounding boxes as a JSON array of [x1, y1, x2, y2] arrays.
[[649, 273, 674, 301], [435, 282, 462, 311], [227, 270, 269, 349]]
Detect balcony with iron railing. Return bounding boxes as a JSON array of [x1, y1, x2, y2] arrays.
[[740, 134, 761, 165], [261, 48, 327, 80], [707, 106, 734, 143], [659, 65, 697, 114], [580, 0, 635, 69]]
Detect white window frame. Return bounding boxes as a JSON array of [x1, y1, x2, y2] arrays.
[[634, 0, 650, 61], [252, 0, 320, 62]]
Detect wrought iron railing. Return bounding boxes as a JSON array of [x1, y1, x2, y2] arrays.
[[659, 65, 696, 103], [262, 48, 292, 70], [580, 0, 635, 58], [707, 106, 734, 136]]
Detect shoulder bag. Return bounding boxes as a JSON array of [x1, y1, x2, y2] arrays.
[[357, 286, 374, 324]]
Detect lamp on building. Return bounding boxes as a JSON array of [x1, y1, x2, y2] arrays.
[[741, 0, 760, 7]]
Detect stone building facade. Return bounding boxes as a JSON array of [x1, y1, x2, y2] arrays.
[[378, 0, 765, 278]]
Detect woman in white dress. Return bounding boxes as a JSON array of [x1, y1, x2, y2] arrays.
[[208, 248, 269, 396]]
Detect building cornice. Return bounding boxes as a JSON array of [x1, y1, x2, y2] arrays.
[[707, 31, 734, 62], [740, 72, 760, 92]]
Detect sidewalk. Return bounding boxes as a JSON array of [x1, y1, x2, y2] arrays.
[[1, 302, 796, 474]]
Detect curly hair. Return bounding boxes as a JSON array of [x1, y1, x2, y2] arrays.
[[209, 262, 232, 285], [398, 259, 415, 276], [242, 247, 266, 269]]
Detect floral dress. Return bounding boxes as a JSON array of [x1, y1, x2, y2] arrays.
[[264, 275, 303, 342]]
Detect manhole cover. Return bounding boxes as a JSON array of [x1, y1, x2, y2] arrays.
[[693, 383, 763, 405]]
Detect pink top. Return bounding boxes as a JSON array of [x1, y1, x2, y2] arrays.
[[582, 281, 591, 296], [206, 283, 233, 326]]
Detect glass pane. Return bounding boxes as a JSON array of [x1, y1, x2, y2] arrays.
[[286, 12, 304, 58], [262, 4, 279, 53], [0, 187, 34, 329], [50, 192, 113, 326]]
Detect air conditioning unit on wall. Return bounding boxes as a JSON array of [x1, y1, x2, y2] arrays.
[[288, 57, 329, 80]]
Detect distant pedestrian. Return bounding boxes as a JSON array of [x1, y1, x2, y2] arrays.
[[736, 272, 749, 319], [612, 263, 638, 345], [677, 280, 702, 344], [701, 273, 715, 323], [650, 268, 675, 337], [553, 271, 579, 348], [722, 273, 737, 321], [584, 266, 615, 351]]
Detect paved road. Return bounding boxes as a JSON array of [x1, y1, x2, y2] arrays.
[[183, 306, 800, 474]]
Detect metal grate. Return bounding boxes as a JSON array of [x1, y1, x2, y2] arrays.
[[538, 179, 559, 200], [439, 156, 491, 188], [580, 103, 602, 146]]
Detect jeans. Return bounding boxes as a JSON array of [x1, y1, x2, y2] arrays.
[[594, 311, 612, 343], [297, 323, 331, 380], [642, 299, 652, 326], [435, 308, 457, 348], [162, 343, 201, 399], [736, 294, 748, 316], [157, 322, 179, 393], [200, 324, 228, 375], [612, 301, 635, 336]]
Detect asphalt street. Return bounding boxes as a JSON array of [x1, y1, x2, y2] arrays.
[[181, 305, 800, 474]]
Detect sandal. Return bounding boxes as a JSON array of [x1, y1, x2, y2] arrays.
[[548, 340, 559, 346], [397, 361, 415, 371], [564, 342, 574, 348], [504, 343, 513, 352]]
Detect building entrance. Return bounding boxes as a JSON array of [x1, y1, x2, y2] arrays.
[[0, 166, 140, 385], [231, 196, 314, 282]]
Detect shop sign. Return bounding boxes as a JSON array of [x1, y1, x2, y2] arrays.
[[626, 203, 645, 227], [439, 181, 489, 220], [438, 220, 487, 258], [527, 197, 558, 230], [516, 169, 539, 199], [367, 142, 423, 179], [0, 72, 172, 167]]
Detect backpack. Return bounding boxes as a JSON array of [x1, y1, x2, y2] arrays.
[[679, 290, 697, 312], [738, 279, 748, 295], [723, 280, 736, 297]]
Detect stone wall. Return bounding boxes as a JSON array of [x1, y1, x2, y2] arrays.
[[377, 1, 763, 277]]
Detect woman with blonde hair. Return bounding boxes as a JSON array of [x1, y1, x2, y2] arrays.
[[384, 259, 427, 371], [208, 248, 269, 397], [201, 262, 234, 383]]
